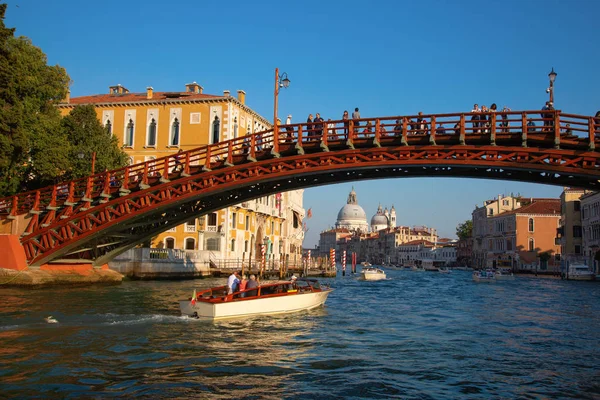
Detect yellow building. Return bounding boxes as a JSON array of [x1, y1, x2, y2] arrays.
[[58, 82, 305, 264]]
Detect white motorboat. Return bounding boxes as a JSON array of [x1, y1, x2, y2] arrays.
[[565, 263, 595, 281], [360, 267, 387, 281], [411, 266, 425, 272], [438, 267, 452, 274], [472, 270, 495, 282], [179, 278, 333, 320], [494, 268, 515, 280]]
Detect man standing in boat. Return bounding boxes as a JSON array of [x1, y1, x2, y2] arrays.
[[227, 271, 241, 295]]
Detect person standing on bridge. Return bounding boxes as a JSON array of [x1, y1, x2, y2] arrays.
[[285, 115, 294, 142], [342, 110, 350, 139], [314, 113, 324, 139], [306, 114, 314, 141], [352, 107, 361, 132], [471, 104, 481, 133], [394, 119, 403, 136]]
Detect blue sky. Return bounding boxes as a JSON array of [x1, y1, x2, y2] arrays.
[[6, 0, 600, 246]]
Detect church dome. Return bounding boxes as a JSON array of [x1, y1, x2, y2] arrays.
[[337, 204, 367, 221], [335, 187, 369, 233], [370, 213, 388, 226]]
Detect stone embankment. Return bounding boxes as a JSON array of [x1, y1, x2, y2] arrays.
[[0, 267, 123, 288]]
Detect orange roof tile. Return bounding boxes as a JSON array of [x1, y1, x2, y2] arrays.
[[494, 199, 560, 217], [65, 91, 221, 105]]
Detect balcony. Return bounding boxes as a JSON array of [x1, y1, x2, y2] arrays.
[[205, 226, 218, 233]]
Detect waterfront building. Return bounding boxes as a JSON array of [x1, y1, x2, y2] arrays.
[[482, 199, 561, 272], [456, 237, 473, 267], [471, 195, 522, 268], [558, 188, 589, 259], [580, 191, 600, 273], [58, 83, 304, 265]]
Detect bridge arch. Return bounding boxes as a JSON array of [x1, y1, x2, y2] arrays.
[[1, 109, 599, 267]]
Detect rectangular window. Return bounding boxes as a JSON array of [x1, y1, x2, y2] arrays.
[[574, 201, 581, 212], [573, 225, 582, 238], [231, 212, 237, 229], [231, 239, 236, 251], [190, 112, 201, 124], [244, 240, 248, 252], [245, 215, 250, 230], [575, 245, 582, 254]]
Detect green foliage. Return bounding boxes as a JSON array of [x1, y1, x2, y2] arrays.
[[538, 251, 553, 262], [456, 219, 473, 240], [61, 105, 128, 179], [0, 4, 70, 195], [0, 5, 127, 195]]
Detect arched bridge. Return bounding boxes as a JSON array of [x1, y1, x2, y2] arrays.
[[1, 109, 599, 268]]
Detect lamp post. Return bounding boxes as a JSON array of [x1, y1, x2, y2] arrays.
[[78, 151, 97, 175], [272, 68, 290, 156], [547, 67, 557, 104]]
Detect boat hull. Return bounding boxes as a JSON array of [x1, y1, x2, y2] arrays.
[[179, 289, 332, 320], [360, 272, 387, 281]]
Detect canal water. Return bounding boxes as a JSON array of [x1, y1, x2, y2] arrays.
[[1, 269, 599, 399]]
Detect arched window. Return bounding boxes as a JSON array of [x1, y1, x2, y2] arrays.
[[212, 116, 220, 144], [185, 238, 195, 250], [165, 237, 175, 249], [105, 119, 112, 134], [147, 118, 157, 147], [528, 218, 534, 232], [528, 238, 534, 251], [125, 119, 134, 146], [170, 118, 180, 146]]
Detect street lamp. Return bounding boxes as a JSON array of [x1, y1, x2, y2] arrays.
[[547, 67, 557, 104], [78, 151, 97, 175], [272, 68, 290, 156]]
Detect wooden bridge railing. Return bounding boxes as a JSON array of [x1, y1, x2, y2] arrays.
[[1, 110, 599, 220]]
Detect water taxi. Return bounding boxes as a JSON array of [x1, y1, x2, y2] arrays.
[[360, 267, 387, 281], [472, 270, 495, 282], [179, 278, 333, 320], [564, 263, 595, 281]]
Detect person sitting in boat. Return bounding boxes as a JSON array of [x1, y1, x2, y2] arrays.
[[246, 274, 259, 297], [238, 274, 248, 298], [227, 271, 241, 295], [288, 275, 298, 292]]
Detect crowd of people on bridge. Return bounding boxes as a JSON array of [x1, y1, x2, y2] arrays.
[[271, 101, 600, 144]]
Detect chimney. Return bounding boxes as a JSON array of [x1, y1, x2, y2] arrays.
[[223, 90, 231, 97], [237, 90, 246, 104], [146, 86, 153, 100], [64, 88, 70, 104], [185, 81, 203, 94], [109, 84, 129, 95]]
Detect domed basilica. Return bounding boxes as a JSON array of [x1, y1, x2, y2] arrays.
[[335, 188, 397, 233]]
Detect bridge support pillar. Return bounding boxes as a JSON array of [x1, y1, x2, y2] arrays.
[[0, 234, 27, 271]]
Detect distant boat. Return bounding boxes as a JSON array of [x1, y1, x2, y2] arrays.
[[565, 263, 595, 281], [45, 316, 58, 324], [438, 267, 452, 274], [472, 270, 495, 283], [360, 267, 386, 281], [361, 261, 372, 267]]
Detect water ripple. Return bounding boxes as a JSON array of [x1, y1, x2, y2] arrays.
[[0, 270, 599, 398]]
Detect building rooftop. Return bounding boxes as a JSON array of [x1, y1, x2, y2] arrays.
[[496, 199, 561, 216], [66, 91, 220, 105]]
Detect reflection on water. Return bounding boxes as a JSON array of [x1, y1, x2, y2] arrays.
[[1, 271, 600, 398]]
